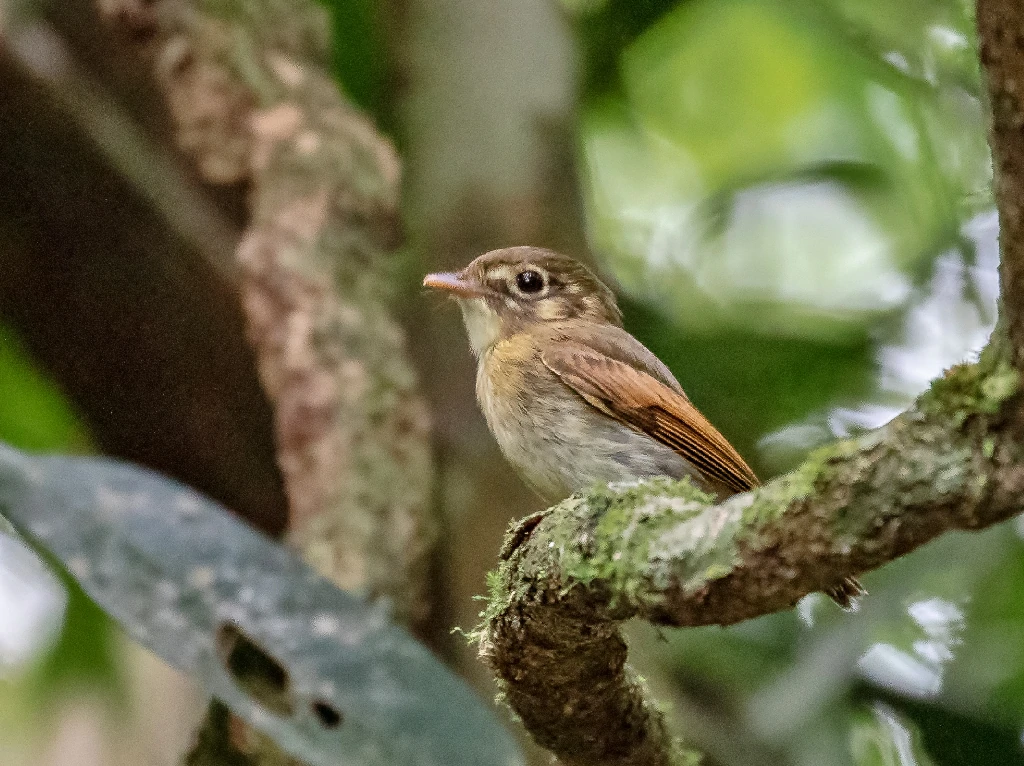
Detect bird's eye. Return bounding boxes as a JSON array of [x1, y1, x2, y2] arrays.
[[515, 270, 545, 294]]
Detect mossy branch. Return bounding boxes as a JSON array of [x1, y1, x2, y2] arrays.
[[478, 346, 1024, 766], [477, 3, 1024, 765]]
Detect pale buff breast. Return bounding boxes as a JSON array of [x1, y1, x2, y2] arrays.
[[477, 334, 702, 502]]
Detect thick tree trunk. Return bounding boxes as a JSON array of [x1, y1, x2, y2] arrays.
[[92, 1, 438, 763]]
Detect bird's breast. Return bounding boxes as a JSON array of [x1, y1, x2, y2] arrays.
[[477, 336, 697, 501]]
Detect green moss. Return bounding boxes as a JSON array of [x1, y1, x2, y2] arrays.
[[922, 355, 1019, 426], [560, 479, 715, 603], [470, 558, 520, 644], [984, 436, 997, 458], [737, 435, 859, 535], [473, 479, 722, 636]]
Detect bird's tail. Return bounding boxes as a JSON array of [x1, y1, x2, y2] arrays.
[[826, 577, 866, 609]]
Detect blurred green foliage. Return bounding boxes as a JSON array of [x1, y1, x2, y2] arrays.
[[580, 0, 988, 338], [565, 0, 678, 97], [316, 0, 385, 119], [0, 327, 89, 453], [0, 325, 121, 727]]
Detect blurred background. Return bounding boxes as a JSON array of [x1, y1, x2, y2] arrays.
[[1, 0, 1021, 764]]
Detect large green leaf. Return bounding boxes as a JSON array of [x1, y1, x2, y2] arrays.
[[0, 443, 523, 766]]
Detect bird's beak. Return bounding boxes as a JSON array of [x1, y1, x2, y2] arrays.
[[423, 271, 486, 298]]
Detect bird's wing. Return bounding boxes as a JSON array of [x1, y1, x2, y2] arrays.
[[559, 323, 690, 399], [542, 339, 867, 608], [541, 342, 759, 494]]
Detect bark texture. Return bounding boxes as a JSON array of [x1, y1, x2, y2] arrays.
[[979, 0, 1024, 367], [475, 4, 1024, 765], [97, 0, 435, 626], [93, 1, 436, 764], [480, 350, 1022, 766]]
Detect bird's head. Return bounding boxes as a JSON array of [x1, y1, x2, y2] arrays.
[[424, 246, 622, 355]]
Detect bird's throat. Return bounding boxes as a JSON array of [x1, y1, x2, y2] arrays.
[[458, 297, 503, 356]]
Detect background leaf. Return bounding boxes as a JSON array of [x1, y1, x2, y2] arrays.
[[0, 323, 120, 722], [0, 443, 522, 766]]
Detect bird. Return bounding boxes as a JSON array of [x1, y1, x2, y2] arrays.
[[424, 245, 862, 608]]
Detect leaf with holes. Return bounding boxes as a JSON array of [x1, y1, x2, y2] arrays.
[[0, 443, 523, 766]]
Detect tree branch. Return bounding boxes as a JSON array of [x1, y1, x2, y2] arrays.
[[477, 3, 1024, 765], [94, 0, 437, 763], [481, 346, 1021, 765], [978, 0, 1024, 367]]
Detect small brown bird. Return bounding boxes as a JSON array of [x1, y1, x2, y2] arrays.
[[425, 246, 861, 607]]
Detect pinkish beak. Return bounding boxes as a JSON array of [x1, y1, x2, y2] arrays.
[[422, 271, 486, 298]]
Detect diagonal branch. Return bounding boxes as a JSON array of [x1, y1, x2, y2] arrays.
[[480, 346, 1022, 766], [93, 0, 437, 763], [478, 3, 1024, 765], [95, 0, 436, 629]]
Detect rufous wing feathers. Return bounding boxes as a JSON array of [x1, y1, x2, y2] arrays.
[[541, 343, 759, 494], [542, 342, 864, 608]]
